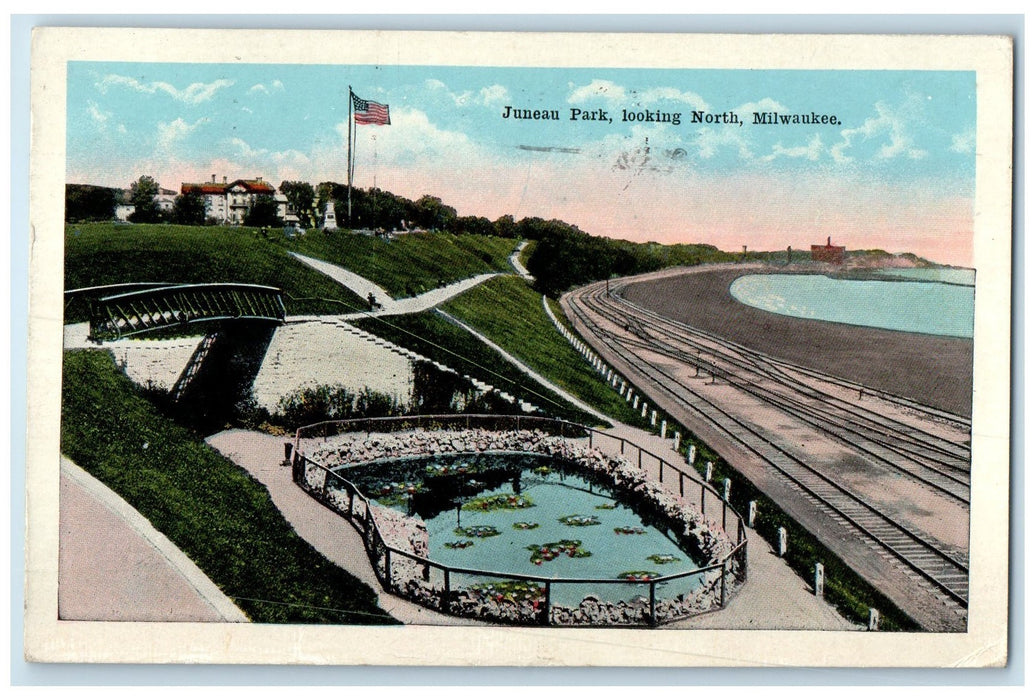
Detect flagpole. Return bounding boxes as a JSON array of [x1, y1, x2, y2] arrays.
[[347, 86, 353, 226]]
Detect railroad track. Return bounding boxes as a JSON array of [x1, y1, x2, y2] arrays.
[[563, 280, 970, 620], [578, 285, 972, 501]]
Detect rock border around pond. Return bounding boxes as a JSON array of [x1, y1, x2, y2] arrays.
[[301, 428, 742, 626]]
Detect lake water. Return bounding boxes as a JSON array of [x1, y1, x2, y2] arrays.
[[340, 453, 706, 606], [729, 273, 975, 338]]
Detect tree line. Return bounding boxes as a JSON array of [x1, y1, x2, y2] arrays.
[[66, 175, 737, 296]]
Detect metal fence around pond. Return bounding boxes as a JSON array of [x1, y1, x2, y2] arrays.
[[292, 414, 747, 627]]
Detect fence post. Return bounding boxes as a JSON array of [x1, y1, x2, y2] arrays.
[[679, 472, 685, 498], [442, 570, 451, 612], [649, 580, 657, 627], [868, 608, 880, 631], [720, 559, 728, 607], [543, 582, 551, 626], [658, 460, 664, 483], [814, 563, 824, 597], [700, 484, 706, 516], [723, 478, 731, 503], [705, 461, 713, 482], [748, 500, 757, 528], [348, 490, 355, 520], [778, 527, 788, 557], [385, 549, 392, 589]]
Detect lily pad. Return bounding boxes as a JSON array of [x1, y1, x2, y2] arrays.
[[647, 553, 681, 565], [618, 570, 661, 581], [559, 514, 600, 527], [526, 539, 591, 564], [454, 525, 500, 538]]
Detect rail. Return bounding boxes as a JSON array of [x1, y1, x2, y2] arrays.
[[292, 414, 747, 627]]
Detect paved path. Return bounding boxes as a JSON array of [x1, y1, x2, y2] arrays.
[[289, 251, 500, 318], [59, 457, 247, 622], [205, 430, 484, 626], [510, 240, 534, 280], [597, 426, 858, 630]]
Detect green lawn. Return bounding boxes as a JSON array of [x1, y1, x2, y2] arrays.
[[64, 223, 366, 318], [350, 310, 600, 426], [441, 276, 650, 428], [61, 349, 397, 625], [280, 230, 518, 298]]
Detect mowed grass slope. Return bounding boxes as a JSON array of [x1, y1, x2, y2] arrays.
[[282, 231, 518, 298], [64, 223, 366, 317], [351, 311, 600, 425], [442, 276, 649, 427], [61, 350, 397, 625]]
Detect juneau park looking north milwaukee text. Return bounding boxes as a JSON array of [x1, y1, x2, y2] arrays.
[[501, 105, 842, 126]]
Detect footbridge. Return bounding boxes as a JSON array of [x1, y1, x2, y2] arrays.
[[65, 282, 286, 342]]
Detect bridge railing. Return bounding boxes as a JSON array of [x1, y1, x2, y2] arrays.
[[67, 282, 286, 341]]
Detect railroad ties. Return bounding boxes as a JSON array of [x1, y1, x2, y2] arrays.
[[562, 278, 971, 631]]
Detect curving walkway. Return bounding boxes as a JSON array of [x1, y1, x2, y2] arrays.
[[289, 251, 500, 318], [509, 240, 534, 280], [59, 457, 248, 622]]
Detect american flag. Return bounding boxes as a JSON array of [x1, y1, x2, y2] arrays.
[[352, 93, 391, 125]]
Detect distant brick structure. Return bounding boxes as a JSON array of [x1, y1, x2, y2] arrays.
[[811, 237, 845, 265]]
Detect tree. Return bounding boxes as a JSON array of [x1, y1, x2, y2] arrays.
[[413, 195, 457, 231], [127, 175, 160, 223], [279, 180, 317, 228], [244, 194, 282, 227], [494, 214, 516, 238], [65, 184, 118, 222], [171, 189, 206, 225]]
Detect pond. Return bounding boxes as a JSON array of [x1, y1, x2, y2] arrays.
[[729, 273, 975, 338], [337, 452, 708, 607]]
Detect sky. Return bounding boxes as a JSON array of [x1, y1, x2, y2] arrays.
[[66, 62, 976, 266]]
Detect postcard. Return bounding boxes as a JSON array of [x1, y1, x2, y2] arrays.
[[25, 28, 1013, 667]]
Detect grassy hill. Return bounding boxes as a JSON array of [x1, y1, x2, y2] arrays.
[[64, 223, 520, 320], [351, 310, 601, 426], [61, 349, 397, 625], [280, 230, 518, 298], [64, 223, 367, 318], [441, 275, 650, 428]]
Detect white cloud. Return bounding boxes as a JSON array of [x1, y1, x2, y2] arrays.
[[831, 100, 926, 163], [568, 81, 708, 111], [157, 117, 206, 152], [950, 131, 976, 154], [227, 136, 310, 167], [478, 84, 510, 106], [762, 134, 825, 162], [98, 74, 234, 104], [248, 80, 285, 96], [637, 87, 709, 111], [87, 101, 110, 125], [694, 126, 754, 161], [424, 78, 509, 108], [735, 98, 787, 118], [338, 106, 480, 167], [568, 79, 626, 104]]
